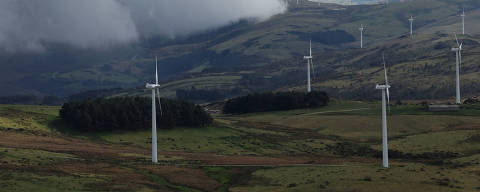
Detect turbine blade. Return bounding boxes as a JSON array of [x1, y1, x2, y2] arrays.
[[310, 40, 314, 81], [459, 50, 462, 73], [155, 56, 159, 84], [386, 88, 390, 105], [455, 33, 460, 47], [387, 87, 391, 113], [311, 59, 315, 82], [156, 88, 163, 116], [309, 39, 312, 57], [381, 52, 391, 112], [383, 53, 388, 86]]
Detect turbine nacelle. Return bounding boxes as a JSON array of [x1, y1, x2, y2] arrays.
[[359, 24, 366, 30], [375, 84, 391, 90], [146, 83, 160, 89], [303, 56, 313, 59]]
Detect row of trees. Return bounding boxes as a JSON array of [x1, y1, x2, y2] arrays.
[[223, 91, 329, 114], [60, 97, 212, 132]]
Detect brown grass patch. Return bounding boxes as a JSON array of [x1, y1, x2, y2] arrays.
[[54, 162, 172, 192], [161, 151, 375, 165], [452, 124, 480, 130], [0, 132, 149, 160], [141, 165, 221, 191]]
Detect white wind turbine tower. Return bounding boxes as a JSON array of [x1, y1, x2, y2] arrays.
[[408, 15, 414, 37], [375, 53, 390, 168], [451, 34, 463, 104], [145, 57, 163, 163], [359, 24, 365, 48], [303, 40, 314, 92], [461, 9, 466, 35]]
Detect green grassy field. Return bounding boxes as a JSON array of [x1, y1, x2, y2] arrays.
[[231, 162, 480, 192], [0, 101, 480, 191]]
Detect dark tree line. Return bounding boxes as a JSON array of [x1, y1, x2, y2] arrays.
[[223, 91, 329, 114], [60, 97, 212, 132]]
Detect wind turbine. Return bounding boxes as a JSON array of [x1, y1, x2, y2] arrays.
[[359, 24, 365, 48], [451, 34, 463, 104], [408, 15, 414, 37], [461, 9, 466, 35], [303, 40, 314, 92], [376, 53, 390, 168], [145, 57, 163, 163]]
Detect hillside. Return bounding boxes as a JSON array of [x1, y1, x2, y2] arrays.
[[1, 0, 480, 100], [119, 0, 480, 102]]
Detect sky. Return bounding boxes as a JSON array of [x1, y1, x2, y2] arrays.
[[0, 0, 287, 52]]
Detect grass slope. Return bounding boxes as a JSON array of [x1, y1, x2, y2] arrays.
[[1, 102, 479, 191]]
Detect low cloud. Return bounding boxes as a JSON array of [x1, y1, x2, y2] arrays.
[[0, 0, 286, 52]]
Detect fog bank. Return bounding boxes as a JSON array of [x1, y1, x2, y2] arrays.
[[0, 0, 287, 52]]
